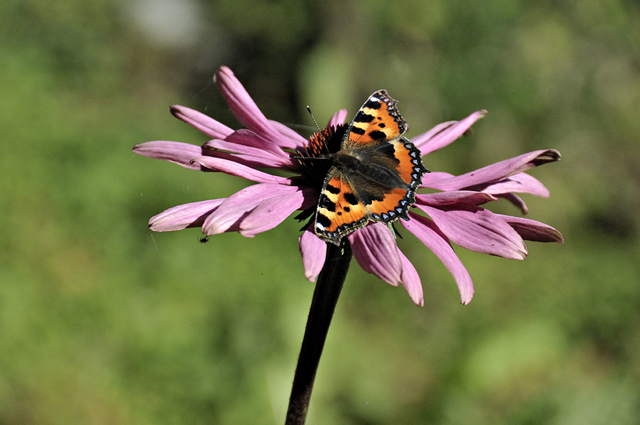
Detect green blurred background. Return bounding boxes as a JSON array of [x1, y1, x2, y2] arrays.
[[1, 0, 639, 424]]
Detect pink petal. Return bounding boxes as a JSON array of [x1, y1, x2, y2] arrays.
[[402, 213, 474, 305], [198, 149, 293, 170], [299, 228, 327, 282], [299, 187, 321, 211], [349, 223, 402, 286], [223, 129, 292, 158], [413, 110, 488, 155], [170, 105, 233, 139], [239, 189, 307, 237], [202, 184, 299, 235], [427, 149, 561, 191], [420, 171, 455, 188], [416, 191, 497, 207], [269, 120, 308, 149], [397, 249, 424, 306], [473, 173, 550, 198], [214, 66, 297, 149], [417, 205, 527, 260], [498, 193, 529, 214], [204, 138, 282, 161], [411, 120, 457, 147], [149, 199, 224, 232], [133, 141, 204, 170], [190, 156, 292, 185], [328, 109, 348, 128], [497, 215, 564, 243], [203, 134, 292, 169]]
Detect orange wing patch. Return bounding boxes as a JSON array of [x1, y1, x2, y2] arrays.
[[390, 138, 423, 186], [315, 170, 368, 237], [365, 187, 412, 221], [346, 90, 407, 147]]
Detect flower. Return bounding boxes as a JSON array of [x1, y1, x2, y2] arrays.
[[133, 66, 562, 307]]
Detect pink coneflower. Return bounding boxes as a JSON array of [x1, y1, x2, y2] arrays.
[[134, 66, 563, 425], [133, 66, 562, 306]]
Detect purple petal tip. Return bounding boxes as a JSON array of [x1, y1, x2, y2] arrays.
[[534, 149, 562, 165]]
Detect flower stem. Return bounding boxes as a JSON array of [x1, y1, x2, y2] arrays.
[[285, 240, 353, 425]]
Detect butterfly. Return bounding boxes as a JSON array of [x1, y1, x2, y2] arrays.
[[313, 90, 428, 245]]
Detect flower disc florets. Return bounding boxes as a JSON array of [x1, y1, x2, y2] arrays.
[[294, 123, 347, 190]]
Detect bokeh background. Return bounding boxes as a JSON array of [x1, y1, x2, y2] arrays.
[[2, 0, 639, 424]]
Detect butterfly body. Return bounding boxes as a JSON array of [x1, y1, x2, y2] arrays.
[[314, 90, 428, 245]]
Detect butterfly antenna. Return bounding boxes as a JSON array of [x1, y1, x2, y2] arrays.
[[306, 105, 332, 154], [290, 105, 332, 162], [306, 105, 321, 131]]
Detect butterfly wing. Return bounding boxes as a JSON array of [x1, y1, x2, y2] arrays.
[[343, 89, 407, 149], [314, 167, 369, 242], [314, 90, 427, 245]]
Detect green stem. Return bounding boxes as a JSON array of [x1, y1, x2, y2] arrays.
[[285, 240, 353, 425]]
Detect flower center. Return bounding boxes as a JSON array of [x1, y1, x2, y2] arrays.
[[294, 123, 347, 190]]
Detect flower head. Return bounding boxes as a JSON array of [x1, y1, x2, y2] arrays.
[[133, 66, 562, 306]]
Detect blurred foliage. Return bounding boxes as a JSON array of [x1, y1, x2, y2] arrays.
[[1, 0, 639, 424]]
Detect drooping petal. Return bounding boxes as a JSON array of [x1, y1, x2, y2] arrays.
[[417, 204, 527, 260], [191, 156, 292, 184], [397, 249, 424, 306], [170, 105, 233, 139], [239, 188, 309, 237], [214, 66, 300, 149], [416, 191, 497, 208], [427, 149, 561, 192], [202, 184, 300, 235], [299, 228, 327, 282], [417, 205, 528, 259], [149, 199, 224, 232], [413, 110, 488, 155], [402, 213, 474, 305], [497, 215, 564, 243], [133, 141, 204, 170], [497, 193, 529, 214], [349, 223, 402, 286]]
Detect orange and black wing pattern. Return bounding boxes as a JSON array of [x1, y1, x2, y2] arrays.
[[343, 90, 407, 148], [314, 90, 428, 245]]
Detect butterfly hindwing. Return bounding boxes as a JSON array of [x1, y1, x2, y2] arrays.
[[362, 138, 425, 221], [315, 168, 368, 238], [389, 137, 426, 189]]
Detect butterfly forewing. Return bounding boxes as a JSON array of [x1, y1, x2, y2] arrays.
[[344, 90, 407, 148]]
